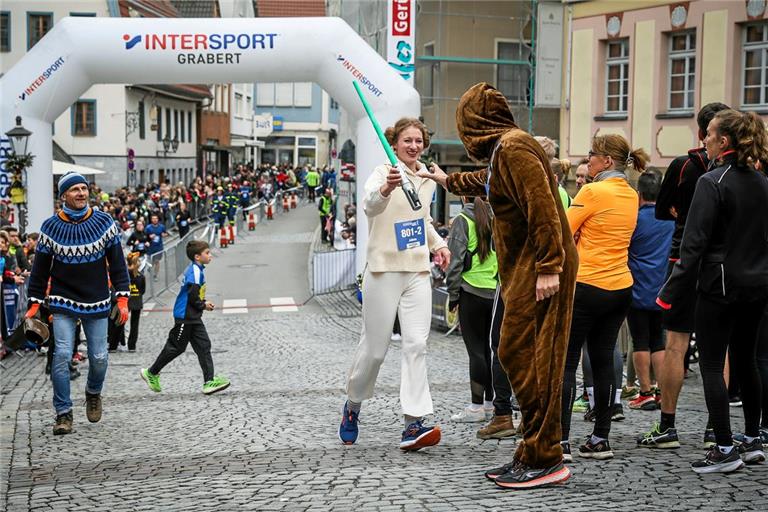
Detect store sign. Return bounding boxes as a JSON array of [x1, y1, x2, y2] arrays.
[[253, 115, 273, 136], [386, 0, 415, 85], [272, 115, 283, 132], [122, 32, 278, 65], [0, 137, 12, 201], [535, 3, 564, 107]]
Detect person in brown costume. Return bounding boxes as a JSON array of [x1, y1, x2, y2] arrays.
[[417, 83, 577, 489]]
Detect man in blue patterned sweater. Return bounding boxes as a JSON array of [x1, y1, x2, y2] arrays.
[[26, 172, 130, 435]]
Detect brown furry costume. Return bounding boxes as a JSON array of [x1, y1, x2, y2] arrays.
[[447, 83, 578, 469]]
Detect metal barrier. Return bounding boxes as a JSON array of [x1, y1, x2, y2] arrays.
[[312, 248, 356, 294]]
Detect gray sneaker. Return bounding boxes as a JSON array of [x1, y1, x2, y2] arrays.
[[691, 447, 744, 474], [737, 438, 766, 464]]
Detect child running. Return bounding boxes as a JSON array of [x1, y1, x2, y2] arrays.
[[140, 240, 230, 395]]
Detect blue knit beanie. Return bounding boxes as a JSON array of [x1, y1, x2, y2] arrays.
[[58, 172, 88, 196]]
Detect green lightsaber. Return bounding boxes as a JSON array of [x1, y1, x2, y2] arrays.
[[352, 81, 422, 211]]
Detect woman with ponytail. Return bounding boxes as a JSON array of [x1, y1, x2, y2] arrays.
[[659, 110, 768, 473], [560, 134, 647, 461], [445, 196, 499, 423]]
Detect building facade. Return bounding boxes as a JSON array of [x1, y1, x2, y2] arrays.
[[560, 0, 768, 168]]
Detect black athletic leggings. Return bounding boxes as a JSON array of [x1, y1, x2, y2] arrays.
[[696, 294, 767, 445], [489, 287, 514, 415], [758, 307, 768, 429], [561, 283, 632, 440], [458, 290, 494, 404]]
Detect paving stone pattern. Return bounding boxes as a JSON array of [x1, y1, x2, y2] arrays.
[[2, 297, 766, 510]]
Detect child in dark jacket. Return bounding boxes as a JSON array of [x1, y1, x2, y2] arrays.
[[126, 253, 145, 351]]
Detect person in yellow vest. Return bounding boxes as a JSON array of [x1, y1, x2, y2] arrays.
[[318, 189, 334, 245], [445, 197, 498, 423], [306, 168, 321, 201]]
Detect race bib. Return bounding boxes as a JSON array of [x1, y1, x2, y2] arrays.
[[394, 219, 426, 251], [180, 220, 188, 227], [137, 243, 145, 251]]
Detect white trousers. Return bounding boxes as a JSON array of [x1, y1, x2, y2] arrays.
[[346, 270, 434, 417]]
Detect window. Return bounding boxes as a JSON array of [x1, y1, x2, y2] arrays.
[[667, 31, 696, 111], [1, 12, 10, 52], [605, 39, 629, 114], [156, 106, 162, 141], [742, 22, 768, 107], [180, 111, 185, 143], [275, 83, 293, 106], [257, 83, 275, 106], [330, 97, 339, 110], [293, 83, 312, 107], [497, 41, 531, 104], [174, 109, 179, 140], [71, 100, 96, 136], [165, 108, 171, 139], [187, 112, 192, 142], [27, 12, 53, 50], [235, 92, 243, 117], [69, 12, 96, 17], [138, 100, 145, 140], [422, 43, 436, 106]]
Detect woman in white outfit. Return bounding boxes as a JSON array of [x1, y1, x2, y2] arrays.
[[339, 118, 451, 450]]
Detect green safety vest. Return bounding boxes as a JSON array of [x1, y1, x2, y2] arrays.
[[458, 213, 498, 290], [319, 196, 332, 216], [558, 185, 572, 210], [306, 172, 320, 187]]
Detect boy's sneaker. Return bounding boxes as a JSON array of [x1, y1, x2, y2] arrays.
[[400, 420, 441, 451], [53, 412, 73, 435], [737, 438, 766, 464], [691, 447, 744, 474], [629, 392, 658, 411], [477, 414, 516, 440], [202, 375, 230, 395], [338, 401, 359, 445], [494, 462, 571, 489], [621, 385, 639, 400], [561, 441, 572, 463], [572, 396, 589, 413], [140, 368, 162, 393], [578, 438, 614, 460], [637, 422, 680, 449], [484, 460, 521, 480], [451, 406, 486, 423], [85, 392, 102, 423], [703, 428, 716, 449], [611, 403, 625, 421]]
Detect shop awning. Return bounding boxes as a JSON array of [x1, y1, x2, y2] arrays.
[[52, 160, 106, 176]]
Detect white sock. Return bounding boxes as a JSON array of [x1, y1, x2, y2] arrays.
[[614, 389, 622, 405], [590, 434, 607, 444], [717, 445, 734, 454], [483, 400, 494, 410], [587, 387, 595, 408], [468, 403, 483, 411]]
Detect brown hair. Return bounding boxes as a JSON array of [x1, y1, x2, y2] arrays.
[[472, 197, 494, 263], [126, 252, 141, 277], [186, 240, 209, 261], [591, 134, 649, 172], [550, 158, 572, 183], [712, 110, 768, 169], [384, 118, 430, 149]]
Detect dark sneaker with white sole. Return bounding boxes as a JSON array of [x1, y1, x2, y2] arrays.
[[561, 441, 572, 463], [494, 462, 571, 489], [691, 447, 744, 474], [338, 401, 359, 445], [637, 422, 681, 449], [737, 438, 766, 464], [484, 460, 521, 480], [399, 421, 441, 451], [578, 438, 614, 460]]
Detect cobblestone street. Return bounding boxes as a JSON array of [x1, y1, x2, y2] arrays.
[[1, 206, 766, 511]]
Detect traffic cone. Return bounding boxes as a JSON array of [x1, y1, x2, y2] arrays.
[[282, 194, 290, 211], [290, 192, 297, 209], [228, 224, 235, 244], [248, 211, 256, 231], [219, 227, 228, 248], [267, 201, 274, 220]]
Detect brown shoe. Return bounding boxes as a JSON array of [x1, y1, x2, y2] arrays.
[[53, 412, 73, 435], [85, 392, 102, 423], [477, 414, 516, 440]]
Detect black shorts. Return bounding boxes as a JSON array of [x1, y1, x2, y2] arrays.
[[627, 307, 665, 353], [661, 259, 695, 333]]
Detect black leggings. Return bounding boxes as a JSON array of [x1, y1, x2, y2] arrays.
[[458, 291, 494, 404], [489, 287, 514, 415], [696, 294, 766, 445], [127, 310, 141, 351], [562, 283, 632, 440], [758, 307, 768, 429], [626, 307, 664, 353]]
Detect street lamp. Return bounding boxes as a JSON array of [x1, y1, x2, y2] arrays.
[[161, 135, 179, 155], [4, 116, 33, 234], [5, 116, 31, 156]]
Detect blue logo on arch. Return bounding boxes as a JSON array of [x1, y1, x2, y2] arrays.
[[123, 34, 142, 50]]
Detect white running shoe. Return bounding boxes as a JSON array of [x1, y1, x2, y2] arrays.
[[451, 407, 487, 423]]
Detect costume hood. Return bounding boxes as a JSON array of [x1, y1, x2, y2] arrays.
[[456, 83, 518, 162]]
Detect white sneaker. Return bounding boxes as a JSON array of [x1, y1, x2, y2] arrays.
[[117, 345, 128, 352], [390, 333, 402, 342], [451, 407, 486, 423], [484, 407, 494, 420]]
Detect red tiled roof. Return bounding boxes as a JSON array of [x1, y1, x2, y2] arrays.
[[119, 0, 179, 18], [255, 0, 325, 17]]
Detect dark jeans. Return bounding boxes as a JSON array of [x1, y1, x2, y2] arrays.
[[127, 310, 141, 351], [149, 322, 214, 383], [490, 286, 514, 415], [320, 216, 330, 243], [561, 283, 632, 440], [458, 290, 494, 405], [696, 295, 766, 445]]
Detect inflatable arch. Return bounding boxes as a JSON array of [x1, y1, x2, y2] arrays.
[[0, 17, 420, 270]]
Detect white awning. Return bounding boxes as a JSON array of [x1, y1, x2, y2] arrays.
[[52, 160, 106, 176]]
